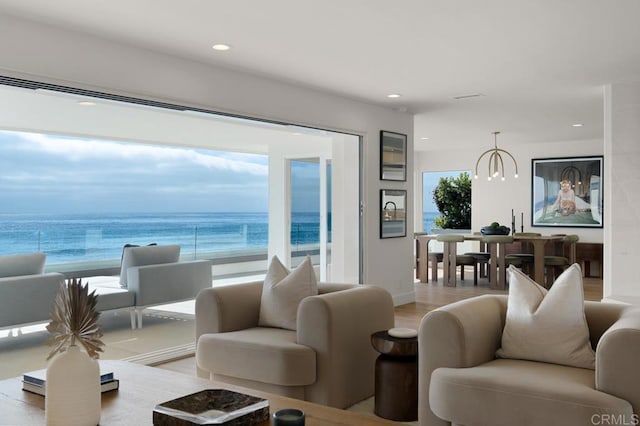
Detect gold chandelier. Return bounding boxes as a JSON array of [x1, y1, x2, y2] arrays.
[[474, 131, 519, 181]]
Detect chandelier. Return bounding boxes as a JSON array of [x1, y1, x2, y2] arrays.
[[474, 131, 519, 181]]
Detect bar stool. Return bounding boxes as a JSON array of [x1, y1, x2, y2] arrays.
[[544, 234, 579, 288], [436, 234, 476, 286]]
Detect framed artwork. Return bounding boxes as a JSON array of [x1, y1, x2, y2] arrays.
[[380, 189, 407, 238], [380, 130, 407, 181], [531, 156, 603, 228]]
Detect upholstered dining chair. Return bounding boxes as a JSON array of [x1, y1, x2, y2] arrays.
[[544, 234, 579, 288], [427, 240, 444, 283], [509, 232, 542, 277], [464, 232, 490, 284], [481, 235, 523, 290]]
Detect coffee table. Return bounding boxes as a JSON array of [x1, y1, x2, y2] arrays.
[[0, 360, 396, 425]]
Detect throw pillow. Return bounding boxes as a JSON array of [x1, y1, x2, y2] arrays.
[[496, 264, 595, 369], [258, 255, 318, 331]]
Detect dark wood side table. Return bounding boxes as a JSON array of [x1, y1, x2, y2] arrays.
[[370, 330, 418, 422]]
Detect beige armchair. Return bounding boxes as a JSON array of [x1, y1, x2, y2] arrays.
[[419, 295, 640, 426], [195, 281, 394, 409]]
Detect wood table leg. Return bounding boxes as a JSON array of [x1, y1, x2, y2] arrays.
[[531, 240, 546, 286], [497, 242, 507, 290], [488, 242, 498, 289], [442, 241, 458, 287], [449, 241, 458, 287], [416, 237, 429, 283]]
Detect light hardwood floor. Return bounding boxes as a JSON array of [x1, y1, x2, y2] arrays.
[[157, 271, 603, 376]]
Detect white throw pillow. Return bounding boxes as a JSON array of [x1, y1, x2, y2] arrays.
[[258, 255, 318, 331], [496, 264, 595, 369]]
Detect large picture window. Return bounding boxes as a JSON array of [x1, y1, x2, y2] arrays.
[[0, 130, 272, 268]]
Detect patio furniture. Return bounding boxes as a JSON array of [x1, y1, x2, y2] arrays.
[[0, 253, 64, 329]]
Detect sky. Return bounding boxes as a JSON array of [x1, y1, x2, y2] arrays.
[[0, 130, 320, 214]]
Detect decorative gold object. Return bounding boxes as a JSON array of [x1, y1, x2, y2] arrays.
[[474, 131, 519, 181], [46, 278, 104, 360]]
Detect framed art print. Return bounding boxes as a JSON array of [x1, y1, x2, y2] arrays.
[[531, 156, 603, 228], [380, 189, 407, 238], [380, 130, 407, 181]]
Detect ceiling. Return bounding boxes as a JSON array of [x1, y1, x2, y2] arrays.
[[1, 0, 639, 151]]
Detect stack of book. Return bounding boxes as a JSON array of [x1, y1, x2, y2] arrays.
[[22, 368, 119, 396]]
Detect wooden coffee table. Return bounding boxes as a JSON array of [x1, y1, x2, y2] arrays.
[[0, 361, 396, 425]]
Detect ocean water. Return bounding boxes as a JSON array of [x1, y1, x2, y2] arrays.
[[423, 211, 439, 233], [0, 212, 323, 264]]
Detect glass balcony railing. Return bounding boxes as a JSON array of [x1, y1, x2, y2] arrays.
[[0, 212, 326, 276]]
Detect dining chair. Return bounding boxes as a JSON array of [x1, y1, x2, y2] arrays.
[[481, 235, 520, 290], [510, 232, 542, 277], [464, 232, 490, 282], [543, 234, 579, 288], [436, 234, 477, 286], [427, 251, 444, 283]]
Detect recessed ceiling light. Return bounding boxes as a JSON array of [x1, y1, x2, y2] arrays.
[[572, 123, 584, 127], [420, 137, 430, 140], [387, 94, 401, 98], [212, 44, 231, 51], [77, 101, 96, 106]]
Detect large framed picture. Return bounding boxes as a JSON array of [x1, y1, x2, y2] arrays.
[[380, 189, 407, 238], [531, 156, 603, 228], [380, 130, 407, 181]]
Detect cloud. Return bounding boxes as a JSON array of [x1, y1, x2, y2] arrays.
[[0, 130, 272, 213], [10, 131, 268, 176]]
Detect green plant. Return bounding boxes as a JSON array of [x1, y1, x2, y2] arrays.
[[433, 172, 471, 229]]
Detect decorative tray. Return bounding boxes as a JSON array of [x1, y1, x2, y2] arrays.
[[153, 389, 269, 425]]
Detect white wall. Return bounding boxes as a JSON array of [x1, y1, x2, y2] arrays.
[[604, 82, 640, 305], [415, 138, 604, 244], [0, 15, 415, 304]]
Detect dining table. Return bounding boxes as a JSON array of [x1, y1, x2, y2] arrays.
[[415, 233, 564, 290]]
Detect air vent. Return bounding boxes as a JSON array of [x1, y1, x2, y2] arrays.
[[452, 93, 485, 100]]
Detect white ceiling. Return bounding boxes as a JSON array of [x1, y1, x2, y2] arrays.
[[1, 0, 639, 151]]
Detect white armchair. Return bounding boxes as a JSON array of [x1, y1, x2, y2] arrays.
[[195, 281, 395, 409]]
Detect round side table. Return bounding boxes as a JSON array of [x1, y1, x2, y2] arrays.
[[370, 330, 418, 422]]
